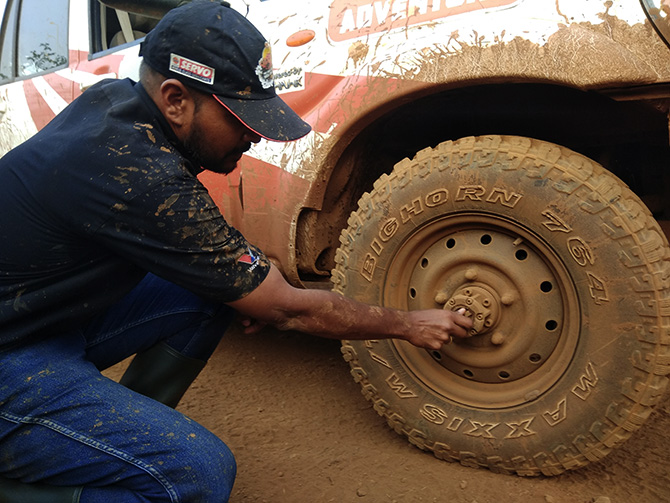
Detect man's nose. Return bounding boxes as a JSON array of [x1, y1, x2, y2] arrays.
[[244, 130, 262, 144]]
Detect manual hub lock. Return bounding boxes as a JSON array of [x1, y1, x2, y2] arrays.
[[444, 285, 500, 336]]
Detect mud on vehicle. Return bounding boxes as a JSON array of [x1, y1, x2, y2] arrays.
[[2, 0, 670, 476]]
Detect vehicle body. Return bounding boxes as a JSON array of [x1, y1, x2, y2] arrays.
[[2, 0, 670, 476]]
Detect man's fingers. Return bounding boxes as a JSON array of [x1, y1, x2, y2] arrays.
[[449, 308, 473, 338], [238, 316, 267, 334], [406, 309, 474, 349]]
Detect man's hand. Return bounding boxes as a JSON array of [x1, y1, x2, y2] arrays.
[[403, 308, 473, 350], [238, 316, 267, 335]]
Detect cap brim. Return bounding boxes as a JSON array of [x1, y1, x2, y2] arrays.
[[213, 94, 311, 142]]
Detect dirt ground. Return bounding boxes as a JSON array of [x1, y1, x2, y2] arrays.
[[106, 323, 670, 503]]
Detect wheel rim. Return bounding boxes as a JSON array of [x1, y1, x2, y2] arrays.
[[385, 212, 581, 409]]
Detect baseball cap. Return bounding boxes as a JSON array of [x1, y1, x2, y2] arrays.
[[139, 0, 311, 142]]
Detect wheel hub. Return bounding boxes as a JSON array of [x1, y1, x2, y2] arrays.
[[443, 284, 500, 337], [386, 216, 579, 402]]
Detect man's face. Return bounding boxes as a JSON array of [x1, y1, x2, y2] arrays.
[[183, 95, 262, 174]]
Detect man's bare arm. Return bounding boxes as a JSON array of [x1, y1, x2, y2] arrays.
[[228, 265, 472, 350]]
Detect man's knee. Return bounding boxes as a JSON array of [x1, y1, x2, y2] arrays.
[[163, 427, 237, 502], [88, 431, 237, 502]]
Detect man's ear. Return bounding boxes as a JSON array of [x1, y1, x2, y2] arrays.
[[156, 79, 196, 138]]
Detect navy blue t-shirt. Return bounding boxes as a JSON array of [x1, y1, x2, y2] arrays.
[[0, 78, 270, 348]]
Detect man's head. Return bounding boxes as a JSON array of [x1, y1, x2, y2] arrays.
[[139, 0, 311, 170], [141, 59, 262, 174]]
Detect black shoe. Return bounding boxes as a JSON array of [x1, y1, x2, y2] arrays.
[[0, 476, 82, 503]]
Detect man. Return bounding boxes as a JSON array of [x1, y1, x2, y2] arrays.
[[0, 1, 472, 501]]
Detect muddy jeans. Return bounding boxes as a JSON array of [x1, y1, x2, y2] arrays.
[[0, 274, 237, 502]]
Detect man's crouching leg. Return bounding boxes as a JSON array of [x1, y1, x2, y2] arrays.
[[0, 333, 236, 503], [85, 274, 237, 409], [115, 303, 236, 408], [119, 341, 208, 408]]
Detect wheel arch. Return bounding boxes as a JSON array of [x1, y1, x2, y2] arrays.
[[295, 82, 670, 284]]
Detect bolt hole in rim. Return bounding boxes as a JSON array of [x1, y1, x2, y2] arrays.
[[384, 214, 580, 409]]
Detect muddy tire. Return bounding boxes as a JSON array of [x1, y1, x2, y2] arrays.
[[331, 135, 670, 476]]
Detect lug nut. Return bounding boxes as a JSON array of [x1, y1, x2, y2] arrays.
[[435, 292, 448, 305], [491, 332, 505, 345]]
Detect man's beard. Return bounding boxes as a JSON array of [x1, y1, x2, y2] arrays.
[[182, 120, 250, 174]]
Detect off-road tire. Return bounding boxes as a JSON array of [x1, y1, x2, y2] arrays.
[[331, 135, 670, 476]]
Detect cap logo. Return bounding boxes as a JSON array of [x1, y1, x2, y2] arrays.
[[169, 53, 215, 85], [255, 43, 274, 90]]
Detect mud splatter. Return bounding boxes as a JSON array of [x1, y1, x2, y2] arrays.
[[106, 144, 131, 156], [111, 166, 140, 185], [400, 16, 670, 88], [12, 288, 28, 312], [347, 41, 369, 69], [155, 194, 180, 216]]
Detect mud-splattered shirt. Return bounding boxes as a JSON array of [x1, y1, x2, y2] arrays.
[[0, 79, 270, 349]]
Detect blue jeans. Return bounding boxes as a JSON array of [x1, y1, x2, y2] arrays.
[[0, 274, 237, 502]]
